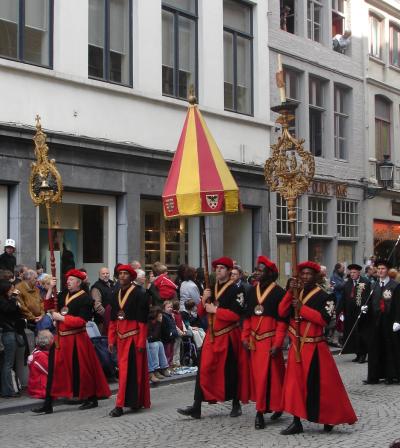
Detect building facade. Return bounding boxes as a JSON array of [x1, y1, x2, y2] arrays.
[[0, 0, 272, 281], [269, 0, 367, 283]]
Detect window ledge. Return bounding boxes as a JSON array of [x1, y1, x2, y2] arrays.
[[0, 57, 273, 128], [369, 55, 385, 66], [389, 63, 400, 73], [333, 158, 349, 163]]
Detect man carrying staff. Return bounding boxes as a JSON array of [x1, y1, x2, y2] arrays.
[[278, 261, 357, 435], [177, 257, 249, 419], [337, 263, 371, 364], [108, 264, 150, 417], [242, 256, 287, 430], [32, 269, 111, 414]]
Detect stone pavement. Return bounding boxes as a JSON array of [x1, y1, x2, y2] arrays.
[[0, 355, 399, 448]]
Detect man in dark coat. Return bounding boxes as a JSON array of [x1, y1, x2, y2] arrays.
[[364, 260, 400, 384], [177, 256, 249, 419], [279, 261, 357, 435], [337, 264, 371, 363], [0, 239, 16, 274]]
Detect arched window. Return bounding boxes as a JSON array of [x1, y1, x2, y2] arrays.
[[375, 95, 391, 161]]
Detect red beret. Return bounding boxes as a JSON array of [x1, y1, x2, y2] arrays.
[[212, 257, 234, 270], [297, 261, 321, 273], [65, 269, 87, 281], [117, 264, 137, 280], [256, 255, 278, 274]]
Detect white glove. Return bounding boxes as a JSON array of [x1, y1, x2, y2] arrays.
[[361, 305, 368, 314], [339, 314, 344, 322], [393, 322, 400, 332]]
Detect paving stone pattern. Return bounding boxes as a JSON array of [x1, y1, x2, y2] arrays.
[[0, 355, 399, 448]]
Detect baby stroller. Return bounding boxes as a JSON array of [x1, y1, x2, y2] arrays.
[[180, 334, 198, 367]]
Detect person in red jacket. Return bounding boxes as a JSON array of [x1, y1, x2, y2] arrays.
[[32, 269, 111, 414], [177, 256, 249, 419], [242, 255, 287, 430], [108, 264, 150, 417], [278, 261, 357, 435], [27, 330, 53, 399]]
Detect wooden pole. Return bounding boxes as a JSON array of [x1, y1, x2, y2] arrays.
[[288, 198, 301, 362], [200, 215, 214, 341]]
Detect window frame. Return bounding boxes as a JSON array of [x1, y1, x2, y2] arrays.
[[88, 0, 133, 87], [337, 199, 359, 239], [308, 197, 329, 236], [309, 76, 325, 157], [0, 0, 54, 69], [307, 0, 322, 43], [390, 23, 400, 67], [276, 194, 303, 235], [334, 85, 349, 161], [161, 0, 198, 101], [332, 0, 345, 37], [369, 12, 383, 59], [284, 67, 301, 136], [375, 95, 392, 161], [223, 0, 254, 116]]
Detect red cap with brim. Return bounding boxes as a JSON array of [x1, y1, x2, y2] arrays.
[[117, 264, 137, 280], [65, 269, 87, 281], [212, 257, 234, 270], [297, 261, 321, 273], [257, 255, 278, 274]]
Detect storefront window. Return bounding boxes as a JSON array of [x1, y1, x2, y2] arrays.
[[308, 197, 328, 235], [276, 194, 302, 234], [373, 220, 400, 266], [337, 199, 358, 238], [337, 242, 354, 265]]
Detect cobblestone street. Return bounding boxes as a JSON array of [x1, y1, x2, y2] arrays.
[[0, 354, 399, 448]]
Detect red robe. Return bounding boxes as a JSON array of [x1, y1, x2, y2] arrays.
[[279, 286, 357, 425], [108, 285, 150, 409], [242, 283, 287, 413], [196, 281, 249, 403], [51, 290, 111, 399]]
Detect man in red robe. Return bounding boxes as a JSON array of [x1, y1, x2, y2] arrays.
[[279, 261, 357, 434], [108, 264, 150, 417], [177, 256, 249, 419], [32, 269, 111, 414], [242, 255, 287, 429]]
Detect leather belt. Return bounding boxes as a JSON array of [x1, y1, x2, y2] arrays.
[[251, 330, 276, 341], [59, 327, 86, 336], [213, 322, 239, 337], [288, 325, 324, 343], [117, 329, 139, 339]]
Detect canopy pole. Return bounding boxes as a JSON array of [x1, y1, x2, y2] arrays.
[[200, 216, 214, 342]]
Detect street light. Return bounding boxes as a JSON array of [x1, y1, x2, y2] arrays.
[[363, 155, 394, 199]]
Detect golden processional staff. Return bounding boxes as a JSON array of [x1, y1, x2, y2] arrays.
[[29, 116, 63, 344], [162, 91, 240, 342], [264, 56, 315, 362]]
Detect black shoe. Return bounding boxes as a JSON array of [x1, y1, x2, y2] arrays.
[[109, 407, 123, 417], [324, 424, 334, 432], [270, 411, 283, 421], [78, 400, 98, 410], [385, 379, 394, 385], [352, 356, 360, 363], [177, 405, 201, 419], [281, 420, 304, 435], [255, 412, 265, 429], [31, 405, 53, 414], [358, 355, 367, 364], [363, 379, 379, 385], [230, 403, 242, 418]]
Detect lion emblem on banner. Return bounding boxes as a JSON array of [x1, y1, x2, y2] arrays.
[[206, 194, 219, 209]]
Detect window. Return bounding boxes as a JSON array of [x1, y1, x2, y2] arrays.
[[337, 200, 358, 238], [284, 68, 300, 135], [375, 95, 391, 161], [162, 0, 197, 100], [223, 0, 253, 115], [390, 24, 400, 67], [308, 198, 328, 236], [277, 194, 302, 235], [309, 77, 324, 157], [89, 0, 132, 86], [280, 0, 295, 34], [369, 13, 382, 58], [334, 86, 349, 160], [332, 0, 345, 36], [307, 0, 322, 43], [0, 0, 53, 67]]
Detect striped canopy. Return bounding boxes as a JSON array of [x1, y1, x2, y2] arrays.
[[162, 102, 240, 218]]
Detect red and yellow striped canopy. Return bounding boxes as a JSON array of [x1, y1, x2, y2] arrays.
[[162, 103, 240, 218]]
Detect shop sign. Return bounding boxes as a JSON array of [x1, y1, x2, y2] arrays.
[[308, 181, 348, 198]]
